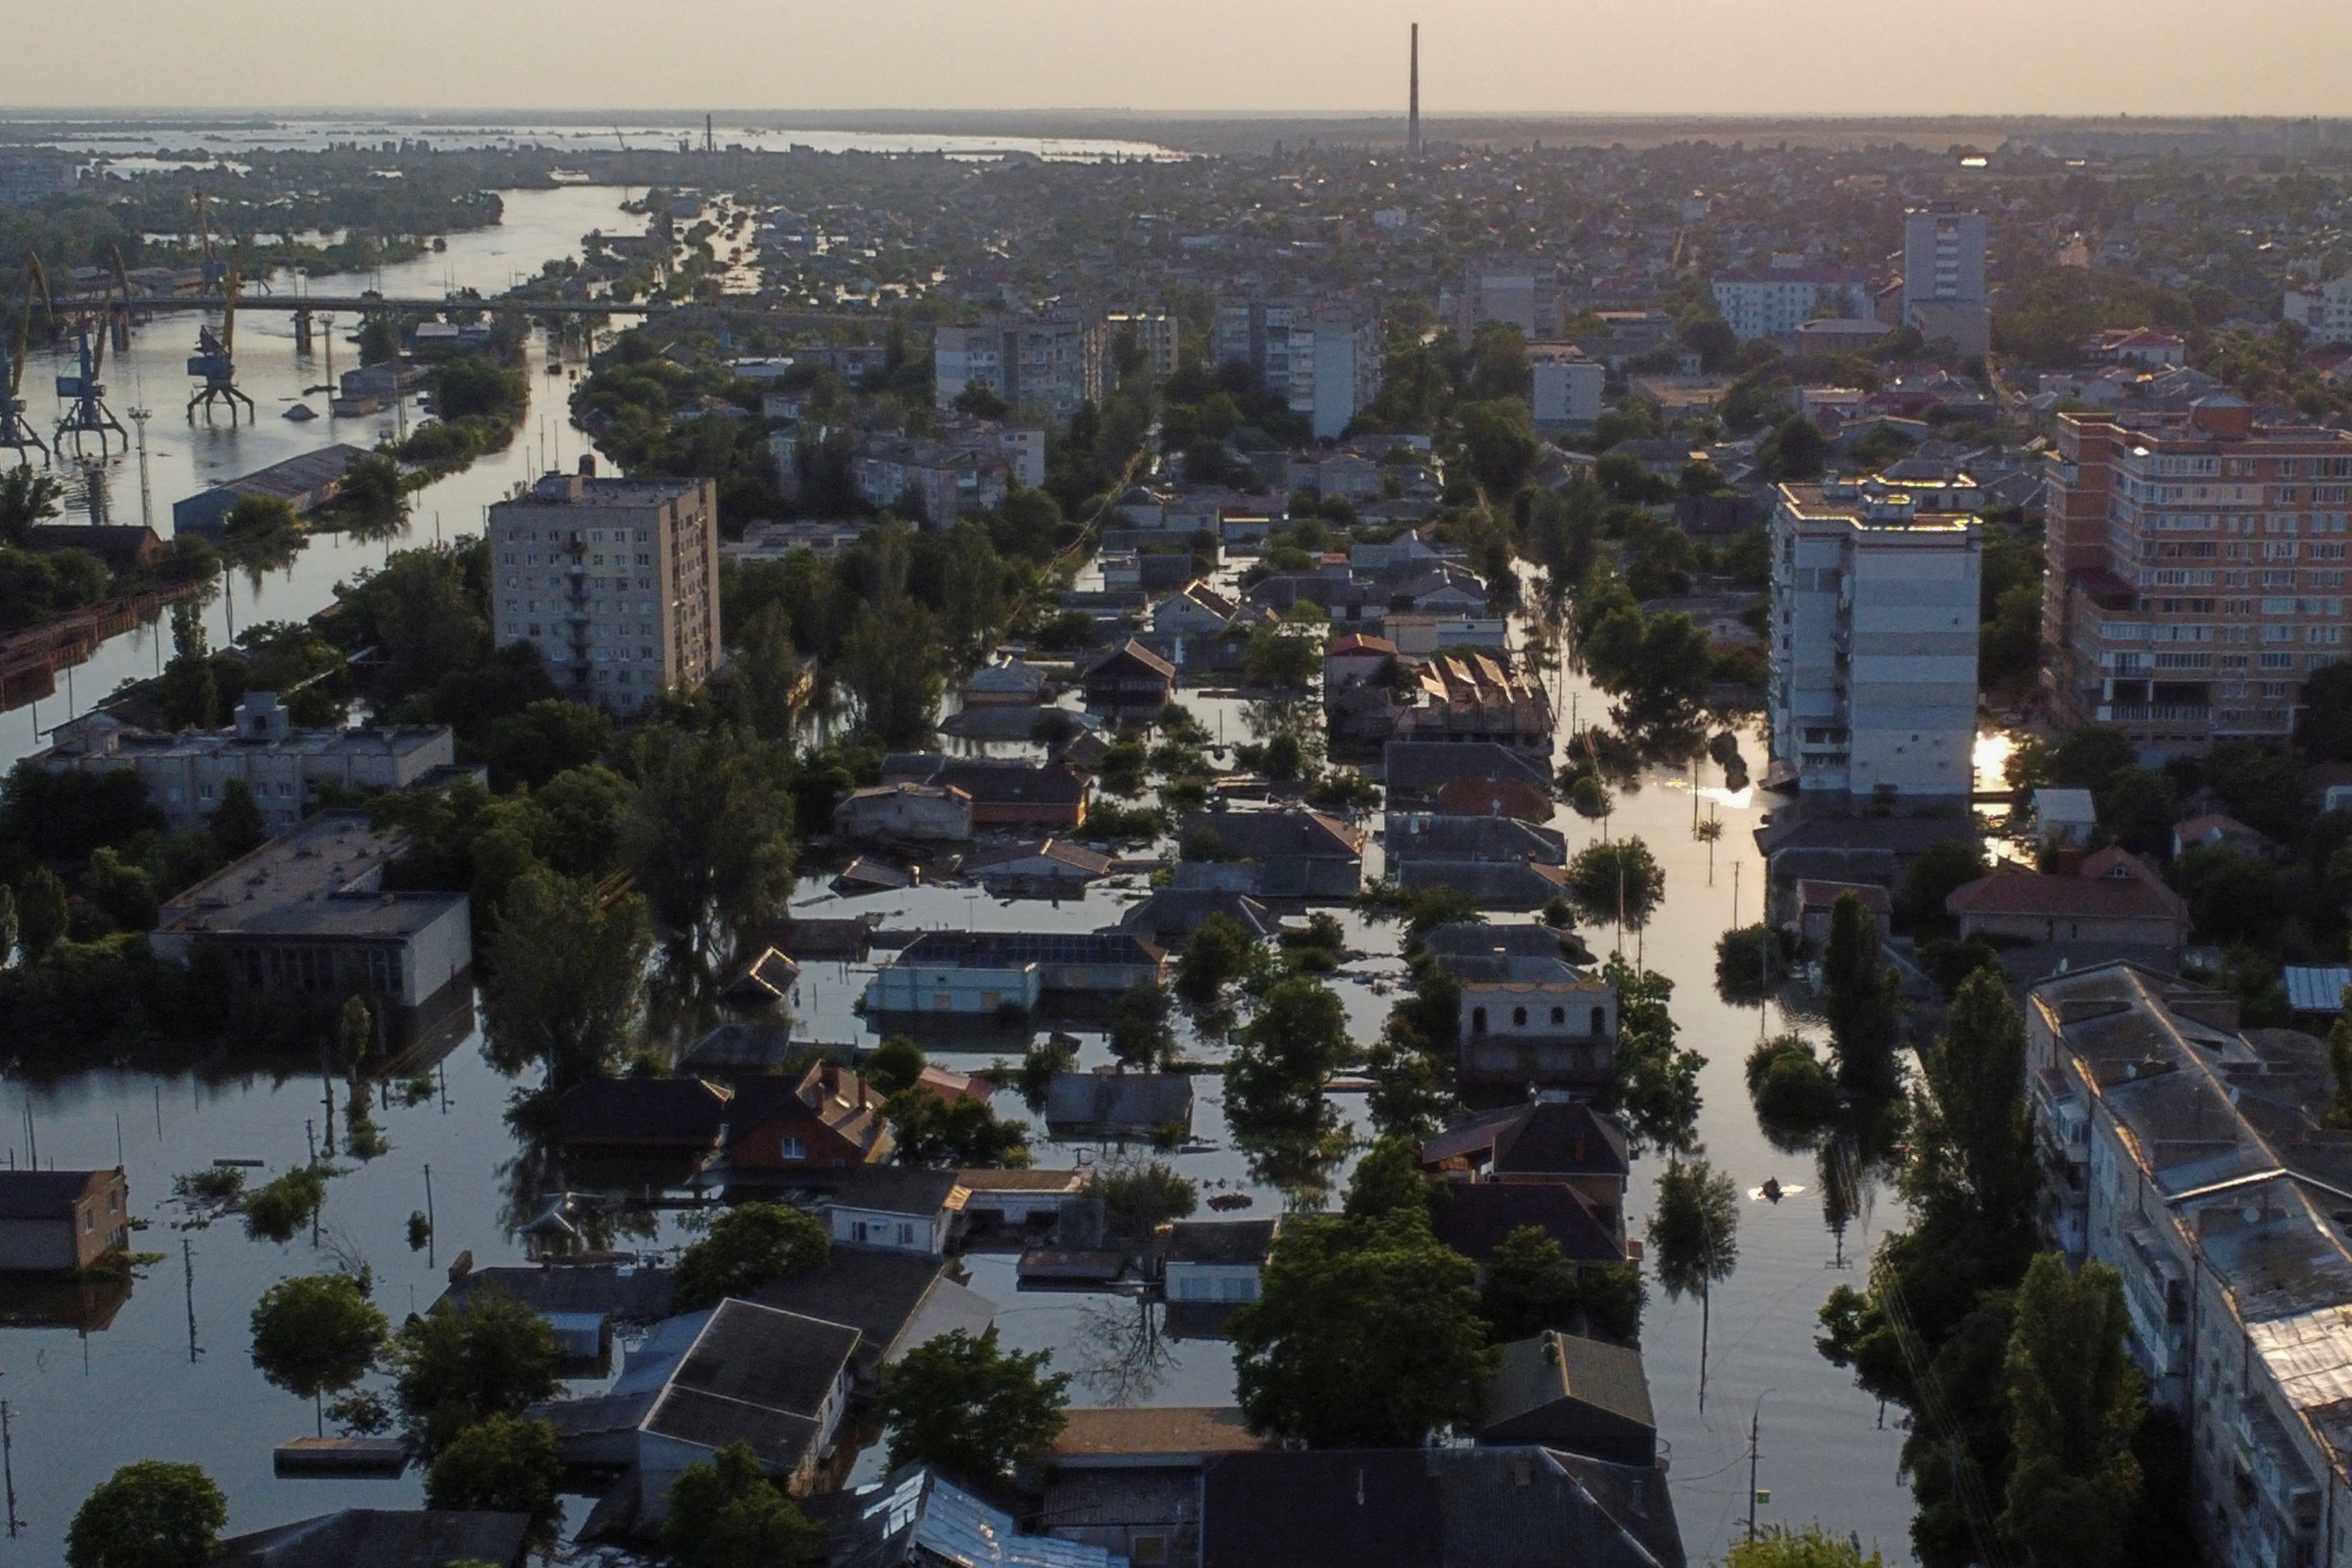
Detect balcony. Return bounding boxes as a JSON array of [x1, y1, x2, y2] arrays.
[[2101, 703, 2212, 723]]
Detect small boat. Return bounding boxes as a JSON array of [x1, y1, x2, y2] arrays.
[[1748, 1180, 1807, 1203], [1206, 1193, 1255, 1212], [282, 403, 317, 422]]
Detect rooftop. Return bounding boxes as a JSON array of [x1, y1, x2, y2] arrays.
[[153, 812, 464, 943], [1050, 1405, 1269, 1462]]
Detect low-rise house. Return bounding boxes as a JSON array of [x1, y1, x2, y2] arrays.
[[1392, 653, 1553, 753], [0, 1169, 129, 1271], [1046, 1071, 1195, 1142], [1043, 1408, 1270, 1567], [880, 756, 1090, 832], [1199, 1446, 1684, 1568], [1158, 1218, 1278, 1331], [1080, 638, 1177, 716], [960, 657, 1048, 707], [2032, 787, 2099, 847], [2172, 811, 2271, 860], [751, 1248, 997, 1385], [957, 1167, 1087, 1234], [1423, 925, 1618, 1092], [1382, 740, 1552, 810], [725, 1064, 893, 1177], [1430, 1180, 1626, 1269], [215, 1509, 532, 1568], [965, 838, 1115, 898], [818, 1168, 967, 1255], [820, 1466, 1125, 1568], [1947, 845, 2192, 959], [536, 1299, 860, 1519], [20, 521, 164, 574], [1418, 1099, 1630, 1221], [553, 1079, 732, 1155], [1116, 884, 1278, 948], [1752, 813, 1980, 922], [1479, 1332, 1657, 1466], [1180, 809, 1366, 899], [1384, 614, 1510, 657], [171, 443, 371, 534], [1150, 579, 1249, 636], [438, 1262, 675, 1362], [717, 949, 802, 1010], [1386, 812, 1573, 910], [1432, 776, 1552, 822], [2284, 965, 2351, 1017], [875, 930, 1166, 1004], [1789, 880, 1891, 951], [1323, 632, 1398, 691], [831, 784, 973, 845]]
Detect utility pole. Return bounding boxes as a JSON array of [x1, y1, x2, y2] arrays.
[[181, 1238, 200, 1362], [2, 1400, 19, 1537], [129, 406, 153, 531], [423, 1163, 436, 1269], [1747, 1390, 1777, 1541]]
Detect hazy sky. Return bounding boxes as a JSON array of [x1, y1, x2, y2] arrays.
[[4, 0, 2350, 117]]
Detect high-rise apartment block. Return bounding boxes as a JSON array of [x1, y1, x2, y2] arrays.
[[933, 314, 1102, 420], [1447, 262, 1557, 342], [2283, 274, 2352, 345], [487, 471, 722, 715], [1710, 268, 1874, 341], [2042, 400, 2352, 756], [1768, 478, 1982, 799], [1900, 207, 1991, 357], [1212, 298, 1383, 440], [1103, 310, 1179, 383]]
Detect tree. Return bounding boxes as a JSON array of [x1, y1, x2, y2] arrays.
[[1340, 1135, 1435, 1224], [0, 884, 14, 967], [485, 698, 612, 792], [673, 1202, 831, 1312], [1649, 1151, 1739, 1396], [2093, 765, 2176, 856], [250, 1273, 390, 1433], [2327, 1016, 2352, 1132], [724, 603, 806, 744], [1604, 959, 1704, 1155], [878, 1329, 1070, 1482], [1727, 1526, 1888, 1568], [864, 1035, 927, 1096], [390, 1287, 562, 1454], [15, 865, 66, 964], [1746, 1035, 1841, 1134], [1916, 971, 2032, 1223], [220, 494, 307, 574], [1225, 975, 1349, 1139], [423, 1414, 561, 1519], [622, 726, 797, 961], [1230, 1212, 1497, 1447], [2000, 1254, 2146, 1568], [2048, 725, 2139, 789], [1457, 398, 1540, 494], [1093, 1158, 1199, 1247], [1175, 911, 1258, 1009], [155, 601, 218, 731], [2298, 662, 2352, 761], [206, 778, 267, 860], [1714, 924, 1790, 1004], [885, 1087, 1031, 1168], [839, 597, 944, 747], [1108, 982, 1177, 1069], [1757, 414, 1829, 481], [1241, 623, 1319, 689], [66, 1461, 226, 1568], [1821, 893, 1901, 1103], [1479, 1224, 1644, 1345], [663, 1440, 827, 1568], [1565, 837, 1666, 937], [243, 1165, 327, 1244], [0, 466, 62, 548], [1894, 840, 1987, 933], [480, 866, 651, 1087]]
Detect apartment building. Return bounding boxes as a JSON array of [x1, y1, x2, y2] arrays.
[[2283, 274, 2352, 345], [487, 470, 721, 714], [2041, 399, 2352, 757], [1211, 297, 1383, 439], [932, 313, 1101, 420], [2025, 963, 2352, 1568], [1767, 478, 1982, 799], [1530, 350, 1605, 432], [1446, 261, 1557, 342], [1710, 268, 1874, 341], [1103, 309, 1179, 382], [853, 434, 1012, 525], [1900, 207, 1991, 357]]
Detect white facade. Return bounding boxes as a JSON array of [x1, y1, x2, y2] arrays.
[[1769, 481, 1982, 799], [1901, 208, 1987, 315], [2285, 276, 2352, 345], [1712, 270, 1874, 340], [1215, 298, 1382, 438], [1531, 357, 1605, 430], [827, 1203, 947, 1255], [931, 316, 1100, 419], [488, 473, 721, 715], [1164, 1259, 1262, 1304]]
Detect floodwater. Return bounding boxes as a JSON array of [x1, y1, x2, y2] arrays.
[[1, 182, 646, 771]]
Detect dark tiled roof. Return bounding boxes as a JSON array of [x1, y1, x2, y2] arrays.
[[898, 930, 1163, 968], [750, 1249, 954, 1371], [1419, 1102, 1628, 1178], [1386, 814, 1568, 865], [440, 1264, 673, 1323], [1182, 809, 1365, 862], [1484, 1331, 1655, 1435], [1162, 1218, 1278, 1264], [1382, 741, 1553, 797], [1430, 1182, 1622, 1265], [645, 1383, 822, 1471], [1044, 1072, 1196, 1132], [825, 1166, 965, 1216], [0, 1170, 114, 1221], [552, 1079, 730, 1147], [1752, 814, 1977, 857], [216, 1509, 531, 1568]]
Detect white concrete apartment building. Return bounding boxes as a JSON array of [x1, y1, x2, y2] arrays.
[[2041, 399, 2352, 757], [1710, 267, 1875, 341], [1767, 478, 1982, 800], [487, 471, 721, 715], [1900, 207, 1991, 357], [2285, 275, 2352, 345], [1103, 310, 1179, 382], [932, 314, 1101, 420], [2025, 962, 2352, 1568], [1530, 350, 1605, 432], [1211, 297, 1383, 439]]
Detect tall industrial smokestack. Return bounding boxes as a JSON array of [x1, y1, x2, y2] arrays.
[[1408, 24, 1421, 161]]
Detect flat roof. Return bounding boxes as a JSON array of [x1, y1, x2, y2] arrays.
[[156, 810, 462, 941]]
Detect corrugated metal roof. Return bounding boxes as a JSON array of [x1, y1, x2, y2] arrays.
[[2285, 967, 2350, 1015], [2250, 1305, 2352, 1413]]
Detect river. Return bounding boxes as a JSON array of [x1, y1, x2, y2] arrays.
[[1, 183, 646, 771]]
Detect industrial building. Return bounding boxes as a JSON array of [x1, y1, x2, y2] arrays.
[[170, 444, 371, 535], [486, 468, 722, 714], [1766, 476, 1982, 799]]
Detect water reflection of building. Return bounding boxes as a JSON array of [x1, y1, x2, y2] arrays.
[[0, 1270, 131, 1333]]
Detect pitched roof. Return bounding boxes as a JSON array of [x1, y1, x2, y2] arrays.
[[0, 1170, 115, 1221], [1050, 1405, 1270, 1461], [216, 1509, 532, 1568], [966, 839, 1116, 877], [1433, 776, 1555, 822], [1429, 1181, 1623, 1265], [1386, 813, 1569, 865], [1419, 1102, 1629, 1179], [822, 1167, 967, 1217], [1382, 740, 1554, 797], [1793, 879, 1892, 917], [1044, 1072, 1196, 1132], [820, 1465, 1122, 1568], [1163, 1218, 1279, 1264], [440, 1263, 673, 1324], [1484, 1332, 1655, 1435], [1182, 808, 1365, 861], [1947, 851, 2189, 925], [1081, 637, 1177, 680], [552, 1079, 731, 1146], [749, 1249, 981, 1372]]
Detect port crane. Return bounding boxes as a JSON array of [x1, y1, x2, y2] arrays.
[[187, 242, 254, 423], [1, 256, 53, 466], [54, 263, 127, 456]]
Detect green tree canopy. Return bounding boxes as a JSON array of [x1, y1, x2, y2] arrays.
[[250, 1272, 390, 1430], [673, 1202, 832, 1313], [2000, 1254, 2146, 1567], [662, 1440, 827, 1568], [1566, 837, 1666, 933], [621, 726, 797, 961], [1822, 893, 1902, 1103], [1230, 1211, 1497, 1447], [1225, 974, 1350, 1140], [66, 1461, 226, 1568], [422, 1413, 561, 1521], [479, 865, 651, 1087], [207, 779, 267, 860], [390, 1287, 562, 1455], [1093, 1158, 1199, 1247], [1175, 911, 1261, 1009], [878, 1329, 1070, 1482], [863, 1035, 927, 1096], [484, 698, 612, 792], [885, 1087, 1031, 1168], [16, 864, 67, 963], [1727, 1526, 1888, 1568]]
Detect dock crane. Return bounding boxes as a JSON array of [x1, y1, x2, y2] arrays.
[[1, 256, 53, 466], [107, 243, 134, 354], [54, 261, 127, 456], [187, 242, 254, 423], [193, 189, 225, 287]]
